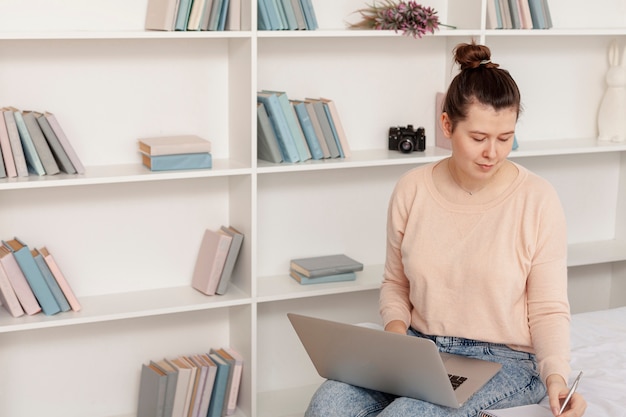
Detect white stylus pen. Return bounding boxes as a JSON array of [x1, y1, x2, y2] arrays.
[[559, 371, 583, 415]]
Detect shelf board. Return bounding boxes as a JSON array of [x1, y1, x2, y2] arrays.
[[0, 30, 252, 40], [0, 284, 251, 333], [0, 159, 251, 190], [568, 239, 626, 267], [256, 264, 384, 303]]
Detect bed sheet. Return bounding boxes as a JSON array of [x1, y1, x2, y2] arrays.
[[539, 306, 626, 416]]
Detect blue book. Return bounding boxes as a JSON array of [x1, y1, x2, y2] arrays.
[[290, 270, 356, 285], [527, 0, 547, 29], [257, 92, 299, 163], [13, 110, 45, 176], [207, 352, 231, 417], [32, 249, 71, 312], [3, 238, 61, 315], [263, 90, 310, 161], [217, 0, 231, 30], [264, 0, 284, 29], [292, 101, 323, 160], [175, 0, 194, 30], [207, 0, 224, 30], [142, 152, 212, 171], [322, 102, 345, 158], [299, 0, 318, 30], [279, 0, 298, 29], [257, 0, 271, 30]]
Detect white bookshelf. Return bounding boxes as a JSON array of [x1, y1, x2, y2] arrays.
[[0, 1, 625, 416]]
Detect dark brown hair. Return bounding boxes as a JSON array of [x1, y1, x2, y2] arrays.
[[443, 41, 521, 132]]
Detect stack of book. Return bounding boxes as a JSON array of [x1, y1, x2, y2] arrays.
[[257, 91, 351, 164], [258, 0, 318, 30], [191, 226, 244, 296], [138, 135, 213, 172], [0, 237, 81, 318], [289, 254, 364, 285], [0, 107, 85, 179], [486, 0, 552, 29], [145, 0, 241, 31], [138, 347, 243, 417]]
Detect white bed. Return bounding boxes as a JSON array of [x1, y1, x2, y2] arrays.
[[538, 307, 626, 416]]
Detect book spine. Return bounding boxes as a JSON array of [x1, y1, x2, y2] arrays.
[[3, 111, 28, 177], [143, 153, 212, 171]]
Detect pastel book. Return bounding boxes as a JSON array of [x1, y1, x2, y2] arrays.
[[215, 225, 244, 295], [175, 0, 194, 30], [0, 246, 41, 315], [150, 359, 179, 417], [262, 90, 311, 161], [0, 141, 6, 178], [22, 111, 60, 175], [291, 100, 324, 160], [141, 152, 212, 171], [306, 99, 341, 158], [43, 112, 85, 174], [137, 363, 168, 417], [193, 354, 217, 417], [257, 102, 283, 163], [3, 238, 61, 315], [211, 347, 244, 415], [320, 97, 351, 158], [257, 91, 300, 163], [2, 108, 28, 177], [165, 357, 195, 417], [31, 248, 71, 312], [0, 112, 17, 177], [0, 260, 25, 317], [299, 0, 318, 29], [145, 0, 180, 30], [36, 113, 77, 174], [290, 270, 357, 285], [192, 228, 233, 295], [304, 100, 331, 158], [138, 135, 212, 156], [38, 247, 81, 312], [290, 254, 364, 278], [12, 109, 46, 176], [206, 352, 230, 417]]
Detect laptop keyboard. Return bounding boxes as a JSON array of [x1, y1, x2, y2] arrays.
[[448, 374, 468, 390]]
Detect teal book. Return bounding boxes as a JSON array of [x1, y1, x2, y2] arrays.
[[217, 0, 230, 30], [290, 270, 357, 285], [207, 0, 224, 30], [279, 0, 298, 29], [142, 152, 212, 171], [263, 90, 311, 161], [216, 225, 244, 295], [264, 0, 284, 29], [322, 102, 345, 158], [527, 0, 546, 29], [292, 100, 323, 160], [175, 0, 193, 30], [308, 99, 340, 158], [257, 0, 271, 29], [207, 352, 231, 417], [32, 249, 71, 312], [257, 92, 299, 163], [3, 238, 61, 315], [299, 0, 318, 29], [257, 102, 283, 163], [13, 110, 46, 176]]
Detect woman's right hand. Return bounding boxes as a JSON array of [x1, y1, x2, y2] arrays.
[[384, 320, 408, 335]]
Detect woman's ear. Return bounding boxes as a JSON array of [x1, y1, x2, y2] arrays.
[[441, 112, 453, 138]]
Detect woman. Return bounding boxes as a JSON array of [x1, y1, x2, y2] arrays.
[[305, 42, 587, 417]]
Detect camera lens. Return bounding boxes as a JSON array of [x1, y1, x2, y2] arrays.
[[398, 139, 414, 153]]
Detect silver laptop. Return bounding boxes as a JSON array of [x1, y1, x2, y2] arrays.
[[287, 313, 502, 408]]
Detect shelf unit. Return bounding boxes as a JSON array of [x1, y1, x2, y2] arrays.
[[0, 1, 625, 416]]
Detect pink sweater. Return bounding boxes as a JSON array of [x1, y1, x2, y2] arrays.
[[380, 161, 571, 383]]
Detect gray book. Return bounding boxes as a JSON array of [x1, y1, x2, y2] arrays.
[[257, 102, 282, 163], [290, 254, 363, 278], [308, 99, 340, 158], [21, 111, 60, 175], [2, 110, 28, 177], [216, 226, 244, 295], [137, 363, 168, 417], [36, 113, 77, 174]]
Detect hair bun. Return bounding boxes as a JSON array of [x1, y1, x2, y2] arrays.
[[454, 42, 499, 70]]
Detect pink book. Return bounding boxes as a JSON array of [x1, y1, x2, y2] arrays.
[[0, 263, 25, 317], [0, 114, 17, 177], [192, 229, 233, 296], [39, 247, 81, 312], [0, 246, 41, 315]]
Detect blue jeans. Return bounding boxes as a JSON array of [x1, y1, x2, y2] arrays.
[[304, 329, 546, 417]]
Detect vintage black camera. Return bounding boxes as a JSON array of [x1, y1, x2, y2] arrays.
[[388, 125, 426, 153]]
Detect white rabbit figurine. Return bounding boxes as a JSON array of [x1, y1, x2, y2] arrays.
[[597, 40, 626, 142]]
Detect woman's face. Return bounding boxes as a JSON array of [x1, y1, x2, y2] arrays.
[[442, 102, 517, 183]]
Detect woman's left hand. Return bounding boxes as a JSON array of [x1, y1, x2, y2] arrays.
[[546, 374, 587, 416]]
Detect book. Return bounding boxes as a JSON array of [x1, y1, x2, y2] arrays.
[[180, 356, 200, 417], [479, 404, 552, 417], [257, 91, 299, 163], [507, 0, 521, 29], [207, 0, 224, 30], [541, 0, 552, 28], [44, 112, 85, 174], [290, 254, 363, 278], [299, 0, 318, 29], [13, 110, 46, 176], [216, 225, 244, 295], [0, 113, 17, 177], [2, 109, 28, 177], [200, 0, 216, 30], [165, 357, 194, 417], [290, 270, 357, 285], [187, 0, 208, 30], [3, 238, 61, 315], [22, 111, 60, 175], [257, 0, 271, 30], [150, 360, 179, 417], [226, 0, 241, 30], [206, 352, 230, 417], [278, 0, 298, 29], [486, 0, 500, 29], [137, 363, 168, 417], [292, 100, 323, 160], [263, 90, 311, 161], [527, 0, 547, 29], [0, 139, 6, 178], [36, 113, 77, 174], [175, 0, 194, 30], [39, 247, 81, 312], [262, 0, 283, 30], [141, 152, 212, 171], [304, 101, 330, 158], [257, 102, 283, 163], [0, 246, 41, 315], [212, 347, 243, 415], [145, 0, 180, 30], [195, 354, 218, 417], [518, 0, 533, 29], [320, 97, 351, 158], [0, 261, 25, 317], [32, 249, 71, 312], [191, 228, 233, 295], [289, 0, 307, 29], [217, 0, 230, 30], [138, 135, 212, 156], [306, 99, 340, 158]]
